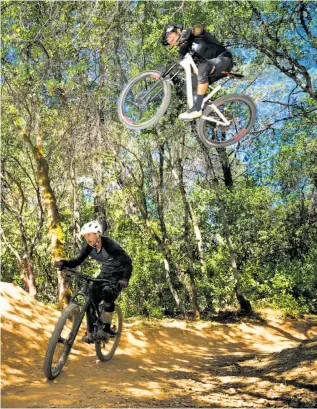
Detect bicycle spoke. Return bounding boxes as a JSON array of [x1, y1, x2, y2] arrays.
[[119, 71, 171, 129], [50, 308, 78, 376], [203, 99, 251, 145], [123, 78, 164, 124]]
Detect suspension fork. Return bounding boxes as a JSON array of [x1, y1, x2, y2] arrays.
[[136, 63, 176, 103], [137, 63, 178, 103]]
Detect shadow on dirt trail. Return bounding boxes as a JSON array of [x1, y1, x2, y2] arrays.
[[1, 282, 317, 408]]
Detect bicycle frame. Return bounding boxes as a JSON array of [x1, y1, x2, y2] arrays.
[[66, 270, 116, 337], [70, 281, 98, 335], [177, 53, 231, 125]]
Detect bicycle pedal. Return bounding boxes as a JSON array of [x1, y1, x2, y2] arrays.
[[96, 329, 110, 341]]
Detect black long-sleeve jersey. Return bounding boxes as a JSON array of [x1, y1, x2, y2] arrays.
[[62, 236, 133, 280], [179, 29, 230, 61]]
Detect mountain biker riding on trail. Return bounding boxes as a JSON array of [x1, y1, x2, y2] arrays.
[[162, 23, 233, 121], [54, 220, 132, 343]]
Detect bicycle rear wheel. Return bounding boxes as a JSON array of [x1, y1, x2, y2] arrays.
[[43, 303, 81, 380], [95, 304, 123, 362], [118, 70, 172, 130], [197, 94, 256, 148]]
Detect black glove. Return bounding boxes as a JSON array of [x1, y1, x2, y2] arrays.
[[118, 279, 128, 290], [178, 28, 192, 45], [54, 260, 66, 270]]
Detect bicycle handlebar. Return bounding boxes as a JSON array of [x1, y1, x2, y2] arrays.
[[62, 268, 114, 284], [163, 51, 206, 76]]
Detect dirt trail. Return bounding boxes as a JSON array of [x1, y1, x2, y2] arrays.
[[1, 282, 317, 408]]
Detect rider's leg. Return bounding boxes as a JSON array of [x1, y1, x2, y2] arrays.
[[179, 56, 233, 120], [82, 283, 102, 343], [101, 311, 113, 327], [206, 55, 233, 85], [101, 314, 114, 334], [179, 61, 213, 120], [101, 285, 122, 334]]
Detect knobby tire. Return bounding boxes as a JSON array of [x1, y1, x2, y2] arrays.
[[196, 94, 256, 148], [95, 304, 123, 362], [118, 70, 172, 130], [43, 303, 81, 380]]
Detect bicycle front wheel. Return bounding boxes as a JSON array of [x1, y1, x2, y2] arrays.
[[118, 70, 172, 130], [95, 304, 123, 362], [197, 94, 256, 148], [43, 303, 81, 380]]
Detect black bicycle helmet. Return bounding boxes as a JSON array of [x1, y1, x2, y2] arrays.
[[162, 23, 183, 45]]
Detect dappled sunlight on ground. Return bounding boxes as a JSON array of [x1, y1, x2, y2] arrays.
[[1, 282, 317, 408]]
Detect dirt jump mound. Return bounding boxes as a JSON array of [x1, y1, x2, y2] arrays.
[[1, 282, 317, 408]]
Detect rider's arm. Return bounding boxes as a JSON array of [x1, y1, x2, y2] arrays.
[[61, 244, 92, 268], [179, 44, 188, 59], [178, 29, 193, 58], [102, 237, 133, 280]]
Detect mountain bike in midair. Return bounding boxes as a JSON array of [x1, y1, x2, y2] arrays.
[[43, 268, 123, 380], [118, 51, 256, 148]]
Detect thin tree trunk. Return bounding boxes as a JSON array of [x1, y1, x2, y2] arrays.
[[1, 230, 29, 291], [171, 164, 206, 270], [15, 117, 71, 306], [151, 145, 190, 317], [114, 146, 187, 317], [70, 159, 81, 249], [91, 111, 108, 229], [176, 158, 200, 319], [1, 173, 37, 297], [18, 219, 37, 297], [202, 144, 252, 314], [128, 212, 187, 317]]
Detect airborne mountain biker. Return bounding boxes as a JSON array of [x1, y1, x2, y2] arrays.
[[54, 220, 132, 343], [162, 23, 233, 120]]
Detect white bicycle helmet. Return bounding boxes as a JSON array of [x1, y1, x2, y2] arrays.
[[80, 220, 103, 236]]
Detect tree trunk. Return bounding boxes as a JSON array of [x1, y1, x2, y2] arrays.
[[91, 110, 108, 230], [171, 164, 206, 270], [0, 230, 32, 294], [163, 258, 187, 318], [128, 212, 187, 318], [152, 145, 190, 317], [0, 174, 38, 297], [203, 144, 252, 314], [114, 145, 187, 317], [15, 117, 71, 306], [23, 258, 37, 297], [176, 157, 201, 319], [70, 159, 82, 249]]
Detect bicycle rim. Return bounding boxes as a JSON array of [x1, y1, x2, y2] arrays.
[[119, 71, 171, 130], [44, 304, 80, 379], [95, 305, 122, 362], [197, 95, 256, 148]]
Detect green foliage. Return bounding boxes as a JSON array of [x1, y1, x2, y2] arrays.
[[1, 1, 316, 318]]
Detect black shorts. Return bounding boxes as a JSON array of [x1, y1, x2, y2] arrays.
[[198, 54, 233, 84]]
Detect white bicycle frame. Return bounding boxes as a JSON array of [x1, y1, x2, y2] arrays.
[[178, 53, 230, 125]]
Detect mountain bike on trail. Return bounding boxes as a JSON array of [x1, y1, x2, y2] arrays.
[[43, 268, 123, 380]]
